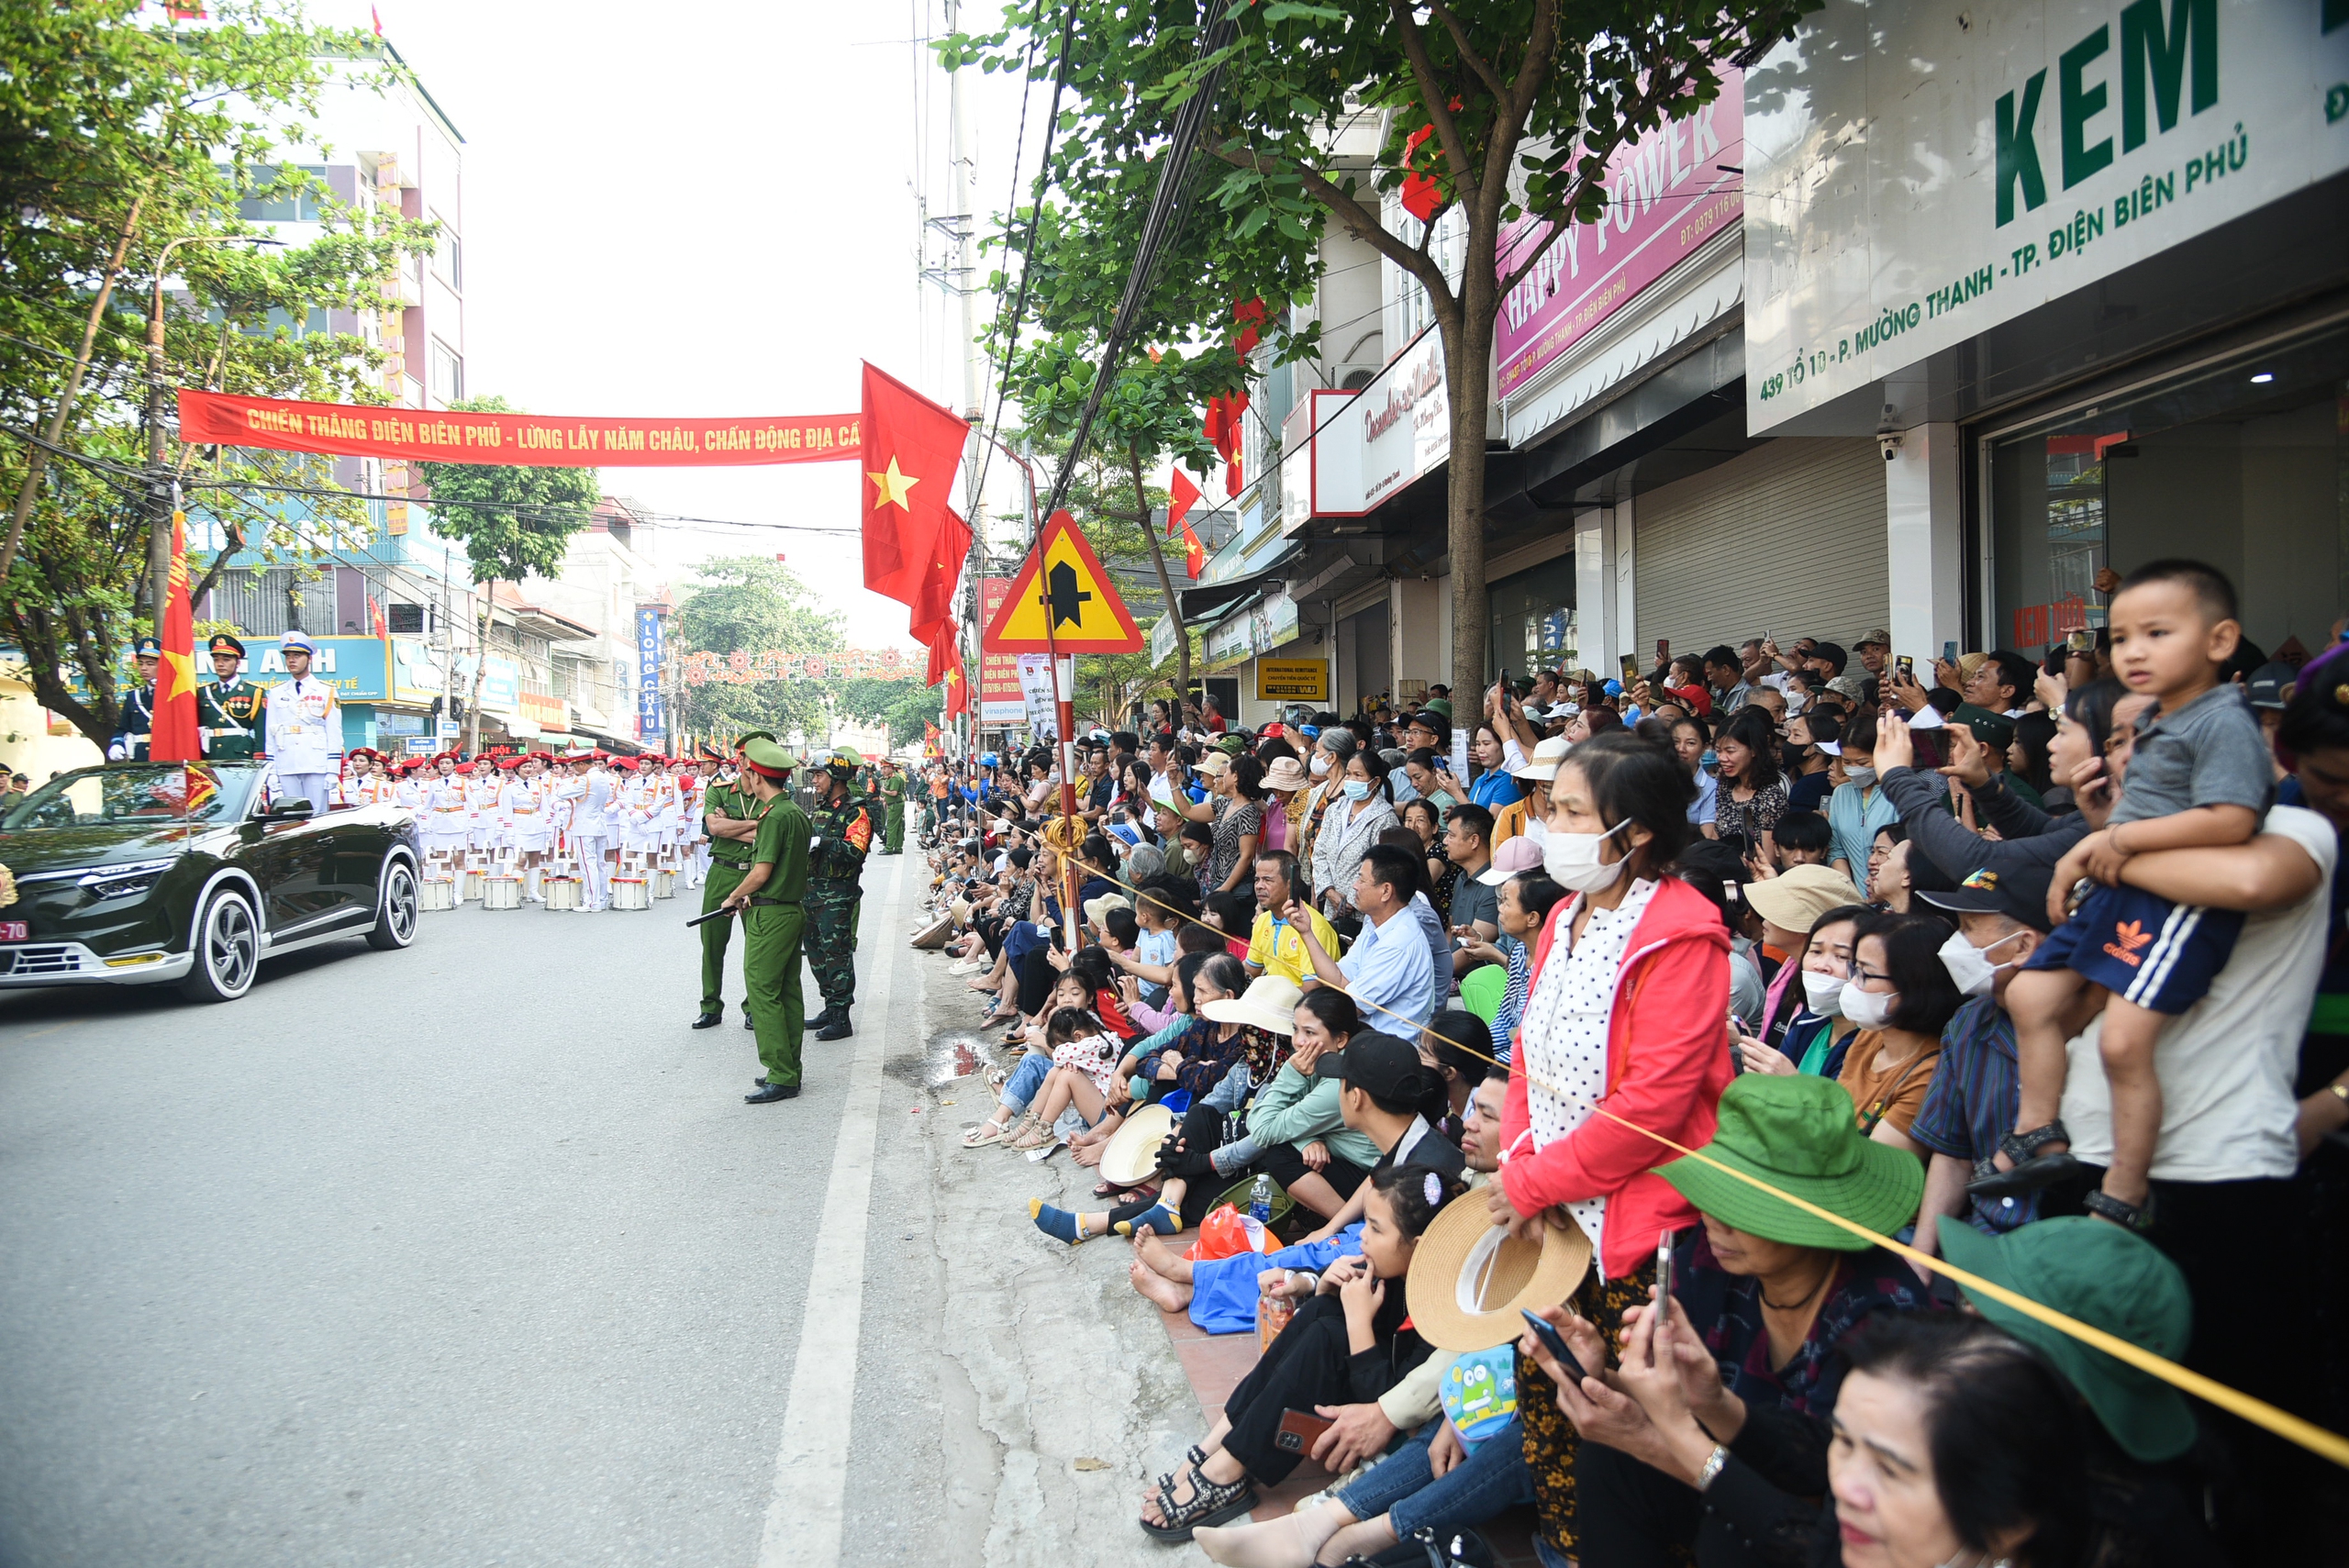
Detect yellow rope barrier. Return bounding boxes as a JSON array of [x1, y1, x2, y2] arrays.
[[940, 810, 2349, 1469]]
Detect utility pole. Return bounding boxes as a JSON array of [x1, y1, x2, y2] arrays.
[[946, 0, 981, 422]]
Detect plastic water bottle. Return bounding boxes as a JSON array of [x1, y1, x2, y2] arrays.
[[1249, 1173, 1275, 1226]]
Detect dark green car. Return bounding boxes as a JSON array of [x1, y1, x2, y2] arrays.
[[0, 762, 421, 1003]]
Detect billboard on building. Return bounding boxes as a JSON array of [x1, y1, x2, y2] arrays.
[[978, 578, 1024, 723], [635, 605, 665, 739]]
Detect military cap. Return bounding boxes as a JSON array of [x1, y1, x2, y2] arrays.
[[132, 636, 162, 659], [206, 633, 246, 658], [734, 729, 778, 750], [741, 738, 800, 779], [279, 630, 318, 655]]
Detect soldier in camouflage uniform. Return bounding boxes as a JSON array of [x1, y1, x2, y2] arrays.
[[805, 746, 874, 1040]]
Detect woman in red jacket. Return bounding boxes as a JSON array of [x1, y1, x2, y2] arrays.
[[1486, 729, 1731, 1562]]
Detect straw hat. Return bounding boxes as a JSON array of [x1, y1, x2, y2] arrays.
[[1199, 974, 1301, 1035], [1510, 736, 1571, 782], [1261, 755, 1310, 793], [1082, 892, 1131, 929], [1099, 1101, 1177, 1187], [1408, 1191, 1593, 1351], [1743, 863, 1864, 933]]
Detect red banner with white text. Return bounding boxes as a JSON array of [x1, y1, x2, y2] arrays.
[[177, 389, 861, 467]]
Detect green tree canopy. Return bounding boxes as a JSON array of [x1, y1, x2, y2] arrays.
[[945, 0, 1814, 700], [673, 556, 844, 751], [0, 0, 439, 749]]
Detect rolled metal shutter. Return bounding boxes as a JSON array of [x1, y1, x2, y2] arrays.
[[1634, 437, 1887, 656]]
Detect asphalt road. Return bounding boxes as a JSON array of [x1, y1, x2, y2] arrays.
[[0, 850, 1205, 1568]]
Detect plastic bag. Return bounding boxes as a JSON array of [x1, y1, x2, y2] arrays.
[[1184, 1203, 1273, 1262]]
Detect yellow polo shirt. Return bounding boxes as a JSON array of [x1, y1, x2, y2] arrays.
[[1248, 906, 1341, 985]]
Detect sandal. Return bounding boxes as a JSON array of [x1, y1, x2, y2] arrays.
[[962, 1119, 1013, 1149], [1140, 1465, 1256, 1542], [2083, 1189, 2156, 1233], [1965, 1121, 2085, 1198], [1008, 1118, 1056, 1151]]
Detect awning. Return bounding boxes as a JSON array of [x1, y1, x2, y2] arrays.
[[1176, 545, 1301, 619]]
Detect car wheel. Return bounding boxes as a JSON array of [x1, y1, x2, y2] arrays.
[[178, 887, 260, 1003], [367, 858, 419, 951]]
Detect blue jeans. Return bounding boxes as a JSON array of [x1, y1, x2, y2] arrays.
[[999, 1050, 1052, 1112], [1334, 1417, 1532, 1541]]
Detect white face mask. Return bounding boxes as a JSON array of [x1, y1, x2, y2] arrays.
[[1842, 766, 1877, 788], [1542, 817, 1630, 892], [1939, 927, 2029, 998], [1842, 984, 1898, 1029], [1800, 969, 1847, 1017], [1310, 752, 1331, 777], [1341, 778, 1370, 801]]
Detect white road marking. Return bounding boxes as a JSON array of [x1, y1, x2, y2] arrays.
[[757, 847, 909, 1568]]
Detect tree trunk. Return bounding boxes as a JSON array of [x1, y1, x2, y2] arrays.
[[1126, 445, 1191, 714], [465, 577, 492, 755], [1441, 300, 1497, 707]]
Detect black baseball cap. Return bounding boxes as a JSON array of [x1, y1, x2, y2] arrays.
[[1312, 1031, 1439, 1104], [2244, 661, 2297, 712], [1915, 866, 2051, 933]]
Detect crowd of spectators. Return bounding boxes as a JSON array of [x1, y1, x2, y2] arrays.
[[904, 557, 2349, 1568]]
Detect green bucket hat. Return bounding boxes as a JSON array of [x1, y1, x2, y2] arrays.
[[1938, 1217, 2196, 1462], [1652, 1075, 1922, 1251]]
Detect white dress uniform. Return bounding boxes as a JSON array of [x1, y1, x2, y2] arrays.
[[567, 766, 617, 910], [263, 661, 340, 813], [503, 777, 551, 854], [423, 773, 472, 859]]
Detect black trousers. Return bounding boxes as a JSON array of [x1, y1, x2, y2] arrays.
[[1252, 1140, 1372, 1209], [1572, 1443, 1771, 1568], [1220, 1295, 1364, 1486]]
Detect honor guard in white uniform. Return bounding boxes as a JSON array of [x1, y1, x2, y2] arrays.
[[422, 752, 471, 867], [503, 752, 554, 899], [556, 751, 617, 910], [263, 631, 340, 812]]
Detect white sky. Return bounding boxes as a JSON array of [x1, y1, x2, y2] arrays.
[[320, 0, 1043, 651]]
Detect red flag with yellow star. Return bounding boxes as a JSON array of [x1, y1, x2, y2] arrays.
[[150, 508, 202, 762], [938, 648, 969, 717], [860, 362, 969, 608], [907, 507, 972, 648]]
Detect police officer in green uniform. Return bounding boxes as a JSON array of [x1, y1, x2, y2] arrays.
[[805, 746, 874, 1040], [197, 633, 267, 762], [877, 758, 907, 855], [694, 730, 774, 1029], [718, 738, 811, 1103], [107, 637, 162, 761]]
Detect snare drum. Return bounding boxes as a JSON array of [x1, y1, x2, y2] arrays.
[[610, 876, 650, 910], [543, 875, 581, 911], [651, 868, 675, 900], [483, 875, 523, 910], [461, 868, 486, 902], [419, 876, 457, 912]]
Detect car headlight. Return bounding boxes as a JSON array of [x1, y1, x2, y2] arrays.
[[76, 858, 178, 901]]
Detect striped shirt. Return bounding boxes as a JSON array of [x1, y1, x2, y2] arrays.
[[1908, 996, 2040, 1234]]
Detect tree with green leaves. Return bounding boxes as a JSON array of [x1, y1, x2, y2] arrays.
[[671, 556, 843, 751], [0, 0, 438, 750], [413, 396, 600, 755], [944, 0, 1813, 701], [834, 674, 939, 752]]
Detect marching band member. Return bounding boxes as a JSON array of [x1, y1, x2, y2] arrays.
[[467, 754, 506, 864], [503, 752, 553, 899], [423, 752, 472, 869], [263, 631, 340, 812]]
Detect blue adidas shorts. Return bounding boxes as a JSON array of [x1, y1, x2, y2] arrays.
[[2026, 882, 2245, 1015]]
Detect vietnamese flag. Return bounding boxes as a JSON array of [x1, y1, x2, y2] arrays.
[[907, 507, 972, 645], [1166, 467, 1201, 539], [150, 509, 202, 763], [1181, 517, 1206, 578], [938, 648, 969, 717], [861, 362, 970, 608]]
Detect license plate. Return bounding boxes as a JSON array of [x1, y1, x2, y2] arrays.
[[0, 922, 25, 941]]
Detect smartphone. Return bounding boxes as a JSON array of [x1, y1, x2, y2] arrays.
[[1520, 1308, 1589, 1384], [1619, 653, 1640, 684], [1895, 653, 1915, 681], [1655, 638, 1670, 662], [1275, 1407, 1335, 1453], [1654, 1237, 1675, 1329], [1943, 639, 1958, 663], [2066, 628, 2094, 653]]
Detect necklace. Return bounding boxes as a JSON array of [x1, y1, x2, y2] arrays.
[[1760, 1260, 1836, 1312]]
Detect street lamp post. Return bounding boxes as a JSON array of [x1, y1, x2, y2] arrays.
[[145, 234, 276, 620]]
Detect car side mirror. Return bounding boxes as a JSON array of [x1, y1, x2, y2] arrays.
[[268, 798, 316, 820]]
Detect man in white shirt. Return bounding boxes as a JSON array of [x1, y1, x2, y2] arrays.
[[262, 631, 340, 813], [1287, 842, 1438, 1035]]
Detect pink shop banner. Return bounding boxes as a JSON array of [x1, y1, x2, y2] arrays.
[[1495, 72, 1744, 397]]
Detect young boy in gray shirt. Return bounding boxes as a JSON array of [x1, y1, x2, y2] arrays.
[[1971, 560, 2272, 1233]]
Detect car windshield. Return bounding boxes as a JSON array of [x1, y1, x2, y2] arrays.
[[1, 764, 259, 830]]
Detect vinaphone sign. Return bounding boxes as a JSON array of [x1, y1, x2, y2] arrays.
[[1743, 0, 2349, 431]]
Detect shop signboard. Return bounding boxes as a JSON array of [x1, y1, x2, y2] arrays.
[[1494, 71, 1744, 397], [451, 653, 519, 714], [518, 691, 568, 730], [1256, 660, 1330, 702], [1746, 0, 2349, 432], [389, 636, 443, 706], [1314, 328, 1452, 515], [248, 636, 387, 701], [635, 605, 665, 738], [977, 577, 1024, 724], [1204, 591, 1300, 670]]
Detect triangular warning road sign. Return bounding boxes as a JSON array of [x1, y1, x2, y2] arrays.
[[982, 510, 1145, 654]]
